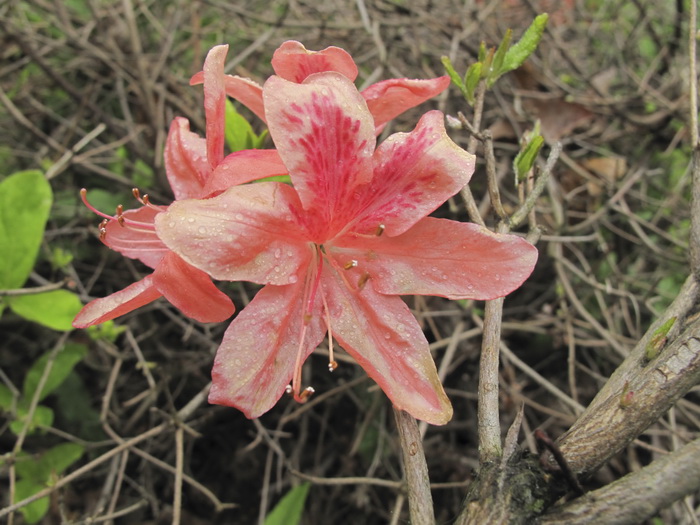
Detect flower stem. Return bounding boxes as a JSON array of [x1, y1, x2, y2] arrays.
[[393, 407, 434, 525]]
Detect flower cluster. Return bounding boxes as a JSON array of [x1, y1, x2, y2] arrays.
[[75, 42, 538, 425]]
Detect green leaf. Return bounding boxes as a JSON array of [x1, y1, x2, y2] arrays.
[[15, 478, 49, 524], [8, 289, 83, 331], [464, 62, 483, 105], [0, 171, 52, 289], [0, 382, 13, 410], [10, 404, 54, 435], [502, 14, 549, 74], [86, 320, 127, 343], [441, 56, 470, 101], [514, 125, 545, 182], [14, 443, 84, 524], [263, 483, 310, 525], [225, 99, 258, 152], [23, 343, 88, 402], [488, 29, 512, 87]]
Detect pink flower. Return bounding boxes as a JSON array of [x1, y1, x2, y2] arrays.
[[155, 71, 538, 424], [73, 45, 287, 328], [190, 40, 451, 134]]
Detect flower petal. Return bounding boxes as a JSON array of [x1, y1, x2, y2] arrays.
[[191, 72, 266, 123], [362, 76, 451, 130], [72, 276, 162, 328], [331, 217, 538, 300], [209, 281, 325, 418], [203, 44, 227, 169], [263, 73, 375, 240], [271, 40, 358, 83], [164, 117, 209, 200], [351, 110, 475, 236], [202, 149, 288, 196], [151, 251, 234, 322], [321, 265, 452, 425], [102, 206, 168, 269], [155, 182, 312, 285]]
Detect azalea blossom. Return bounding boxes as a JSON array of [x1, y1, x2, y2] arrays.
[[155, 71, 538, 424], [190, 40, 451, 134], [73, 45, 287, 328]]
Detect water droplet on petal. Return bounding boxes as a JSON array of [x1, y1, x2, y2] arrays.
[[187, 217, 195, 223], [168, 221, 175, 228], [198, 225, 207, 234], [235, 213, 244, 221], [288, 275, 298, 284], [274, 248, 281, 259]]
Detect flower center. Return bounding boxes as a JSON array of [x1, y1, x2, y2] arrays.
[[286, 224, 384, 404]]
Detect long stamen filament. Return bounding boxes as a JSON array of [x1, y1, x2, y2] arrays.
[[321, 290, 337, 372], [81, 188, 158, 233]]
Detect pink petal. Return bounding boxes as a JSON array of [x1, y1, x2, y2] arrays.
[[351, 110, 475, 237], [72, 276, 162, 328], [164, 117, 209, 200], [102, 206, 168, 269], [331, 217, 538, 300], [321, 265, 453, 425], [151, 251, 234, 322], [263, 73, 375, 241], [202, 149, 289, 196], [154, 182, 312, 285], [271, 40, 358, 83], [203, 45, 227, 169], [209, 281, 325, 418], [362, 76, 451, 130], [191, 72, 266, 123]]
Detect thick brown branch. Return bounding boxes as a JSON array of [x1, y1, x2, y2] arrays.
[[538, 437, 700, 525]]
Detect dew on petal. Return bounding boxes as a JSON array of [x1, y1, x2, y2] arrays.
[[274, 248, 282, 259], [235, 213, 244, 221], [288, 275, 298, 284], [198, 225, 207, 234], [168, 221, 175, 228]]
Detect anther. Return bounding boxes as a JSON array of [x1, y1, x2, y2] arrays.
[[328, 360, 338, 372], [357, 272, 371, 290], [98, 219, 108, 241], [299, 386, 315, 402], [344, 260, 358, 270], [375, 224, 385, 237]]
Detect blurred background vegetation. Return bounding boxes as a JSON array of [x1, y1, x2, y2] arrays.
[[0, 0, 695, 523]]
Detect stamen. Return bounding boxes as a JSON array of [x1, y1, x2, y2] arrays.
[[358, 272, 371, 290], [375, 224, 385, 236], [321, 289, 337, 373], [133, 188, 159, 210], [343, 259, 358, 270], [80, 188, 159, 237]]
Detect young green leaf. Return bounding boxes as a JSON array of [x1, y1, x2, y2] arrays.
[[0, 171, 52, 289], [514, 129, 545, 182], [8, 289, 83, 331], [23, 343, 88, 402], [502, 14, 549, 74], [488, 29, 512, 87], [441, 56, 470, 101], [263, 483, 310, 525], [464, 62, 483, 105], [645, 316, 677, 361]]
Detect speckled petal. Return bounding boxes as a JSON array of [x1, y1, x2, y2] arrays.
[[155, 182, 312, 285], [164, 117, 209, 200], [102, 206, 168, 269], [271, 40, 358, 83], [203, 149, 288, 196], [331, 217, 538, 300], [321, 265, 453, 425], [350, 110, 475, 237], [151, 251, 234, 322], [263, 73, 375, 240], [362, 76, 451, 130], [209, 281, 325, 419], [72, 276, 161, 328]]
